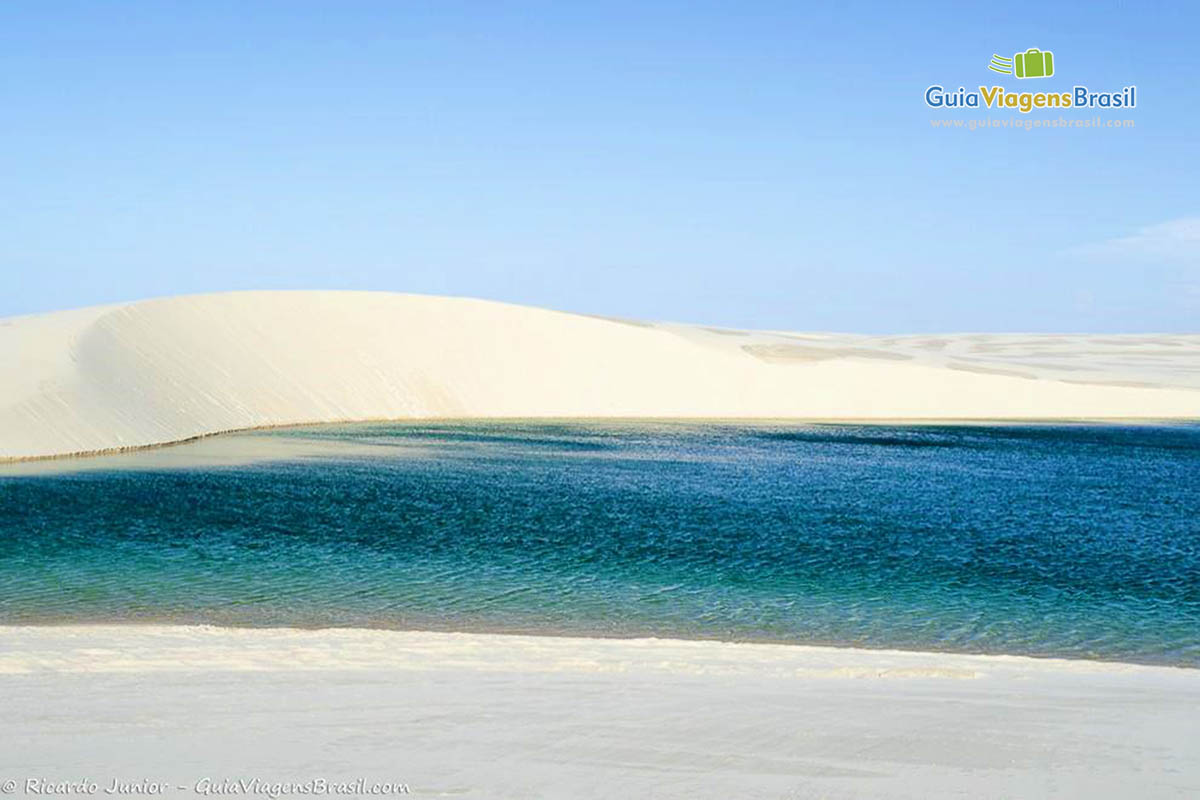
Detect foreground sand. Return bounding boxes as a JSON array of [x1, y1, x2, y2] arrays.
[[3, 626, 1198, 799], [3, 291, 1199, 460]]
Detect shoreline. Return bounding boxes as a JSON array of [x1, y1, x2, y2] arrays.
[[2, 622, 1196, 673], [3, 414, 1197, 466], [2, 624, 1194, 675]]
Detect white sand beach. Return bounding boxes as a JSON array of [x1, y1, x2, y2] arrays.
[[2, 291, 1199, 460], [3, 626, 1198, 799]]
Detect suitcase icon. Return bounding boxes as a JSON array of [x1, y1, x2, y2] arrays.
[[1014, 48, 1054, 78]]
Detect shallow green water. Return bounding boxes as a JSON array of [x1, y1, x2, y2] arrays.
[[2, 422, 1198, 665]]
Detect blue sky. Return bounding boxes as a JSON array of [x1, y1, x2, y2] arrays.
[[2, 1, 1197, 331]]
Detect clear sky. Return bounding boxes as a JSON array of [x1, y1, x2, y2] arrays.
[[2, 1, 1197, 331]]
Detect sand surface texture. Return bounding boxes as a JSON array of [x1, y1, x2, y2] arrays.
[[3, 626, 1198, 799], [3, 291, 1198, 460]]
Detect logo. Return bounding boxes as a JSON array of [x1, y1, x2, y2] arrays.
[[924, 47, 1135, 114], [989, 48, 1054, 79]]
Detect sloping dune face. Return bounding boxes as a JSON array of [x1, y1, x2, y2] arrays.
[[1, 291, 1198, 460]]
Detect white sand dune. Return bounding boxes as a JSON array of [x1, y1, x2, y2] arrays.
[[4, 626, 1198, 799], [2, 290, 1198, 460]]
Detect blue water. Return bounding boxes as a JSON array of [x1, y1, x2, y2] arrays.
[[2, 422, 1198, 666]]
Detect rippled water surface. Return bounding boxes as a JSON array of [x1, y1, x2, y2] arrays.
[[2, 422, 1199, 666]]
